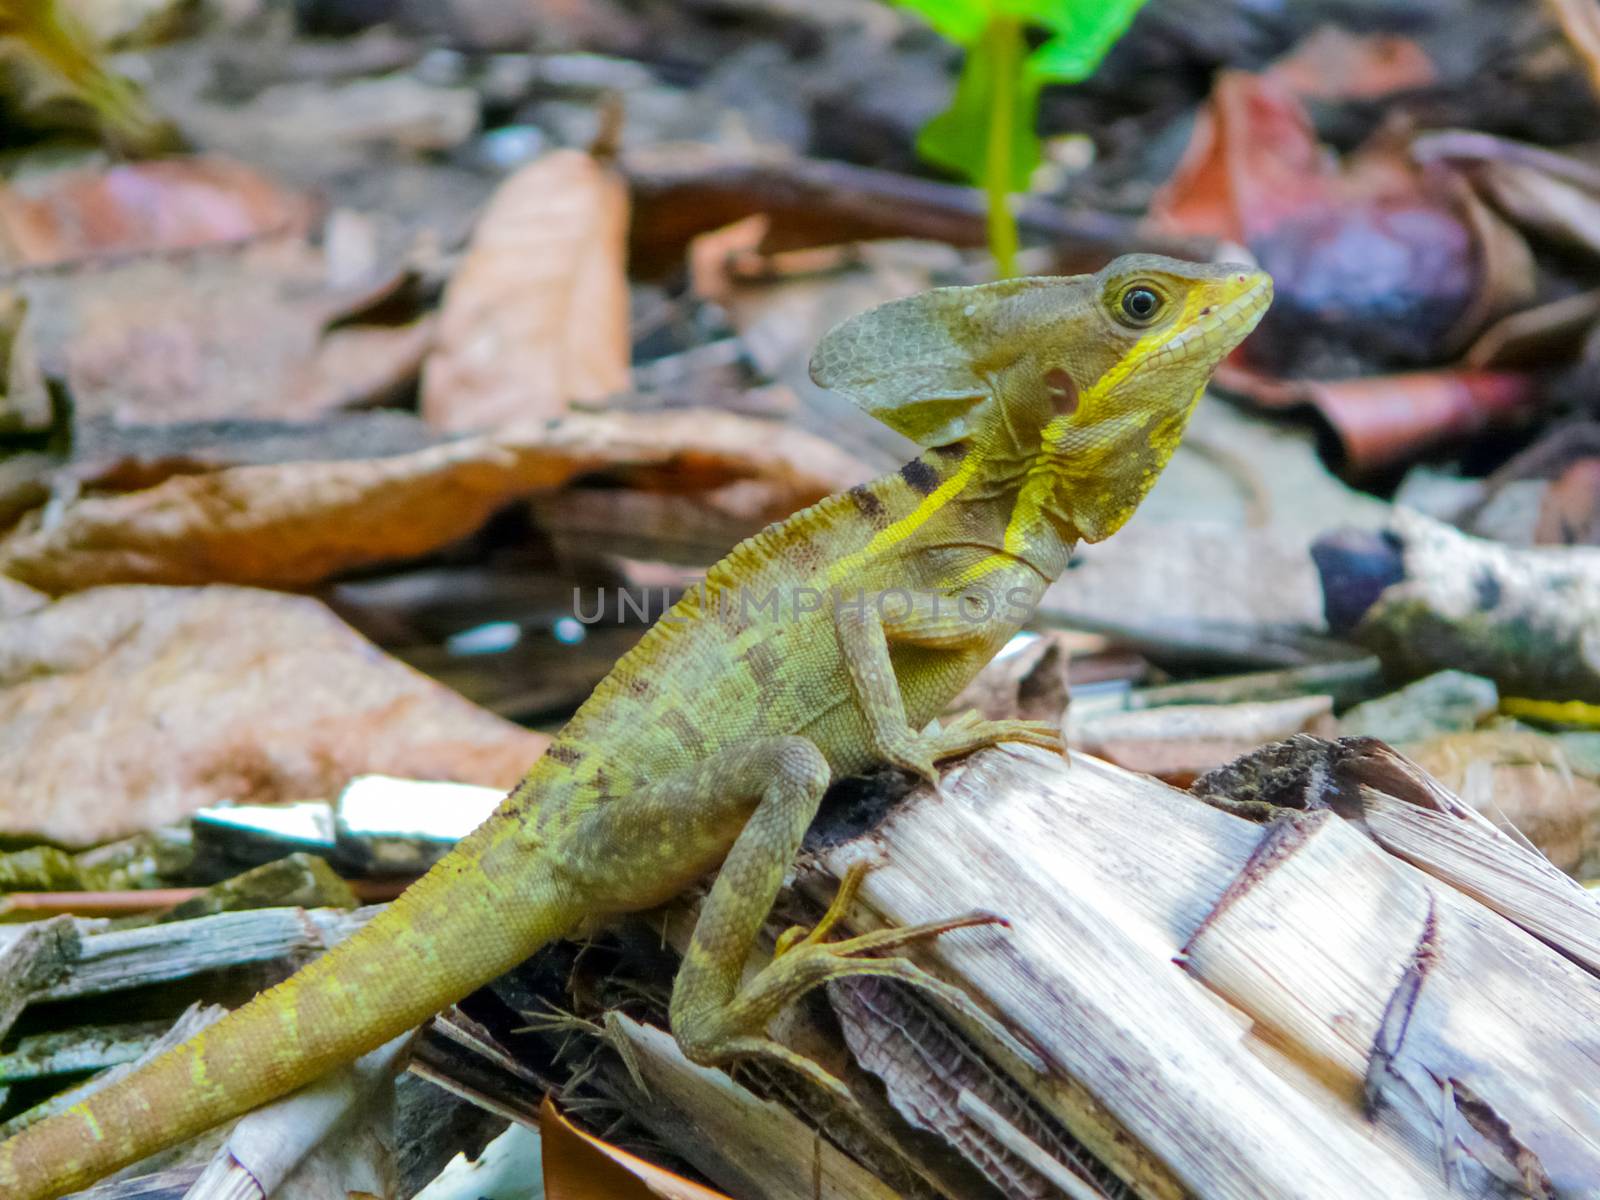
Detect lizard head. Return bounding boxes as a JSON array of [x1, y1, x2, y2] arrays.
[[811, 254, 1272, 543]]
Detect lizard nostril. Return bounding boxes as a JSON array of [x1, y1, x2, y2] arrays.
[[1200, 307, 1213, 316]]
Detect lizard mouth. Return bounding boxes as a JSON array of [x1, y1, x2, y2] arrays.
[[1157, 270, 1274, 364]]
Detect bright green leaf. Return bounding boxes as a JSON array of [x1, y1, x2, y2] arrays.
[[889, 0, 991, 46], [1025, 0, 1150, 83], [916, 24, 1040, 192]]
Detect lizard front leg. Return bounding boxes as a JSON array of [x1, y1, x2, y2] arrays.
[[834, 593, 1064, 788], [554, 738, 1001, 1099]]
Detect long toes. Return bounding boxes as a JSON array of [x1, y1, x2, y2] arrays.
[[824, 910, 1005, 958], [730, 1037, 855, 1105]]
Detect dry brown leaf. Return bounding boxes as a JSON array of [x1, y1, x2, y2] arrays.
[[1405, 729, 1600, 876], [1468, 157, 1600, 258], [0, 584, 547, 845], [16, 240, 405, 424], [540, 1095, 733, 1200], [290, 316, 436, 414], [0, 410, 869, 593], [0, 157, 312, 269], [422, 149, 630, 431], [1546, 0, 1600, 99], [686, 213, 770, 305]]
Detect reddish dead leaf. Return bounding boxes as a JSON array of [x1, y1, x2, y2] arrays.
[[1215, 363, 1537, 474], [540, 1094, 732, 1200], [0, 585, 547, 845], [0, 158, 313, 269], [1264, 27, 1436, 100], [1147, 72, 1331, 245], [423, 149, 631, 431], [1149, 73, 1529, 376], [0, 410, 868, 593]]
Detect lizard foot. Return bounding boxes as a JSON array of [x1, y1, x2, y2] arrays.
[[924, 709, 1066, 760], [675, 864, 1014, 1100], [877, 714, 1065, 796]]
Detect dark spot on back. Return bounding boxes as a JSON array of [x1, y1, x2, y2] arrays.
[[847, 485, 887, 525], [662, 709, 708, 755], [790, 536, 825, 571], [623, 674, 654, 700], [933, 442, 969, 461], [548, 744, 583, 765], [1474, 569, 1502, 611], [900, 459, 939, 496], [738, 639, 783, 688]]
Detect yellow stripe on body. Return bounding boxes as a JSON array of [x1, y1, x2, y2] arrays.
[[823, 455, 982, 586]]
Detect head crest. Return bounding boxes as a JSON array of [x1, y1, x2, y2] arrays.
[[809, 278, 1071, 446]]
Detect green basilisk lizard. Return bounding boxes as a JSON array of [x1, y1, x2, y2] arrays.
[[0, 254, 1270, 1198]]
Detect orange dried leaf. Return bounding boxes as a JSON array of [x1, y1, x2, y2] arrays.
[[1147, 71, 1332, 244], [0, 584, 547, 845], [540, 1095, 733, 1200], [423, 150, 631, 431], [0, 411, 868, 593]]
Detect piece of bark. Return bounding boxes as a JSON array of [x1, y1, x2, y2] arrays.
[[1195, 735, 1600, 974], [4, 906, 375, 1003], [0, 585, 547, 845], [0, 1021, 171, 1087], [0, 918, 80, 1043], [1348, 507, 1600, 702], [598, 1015, 903, 1200], [807, 750, 1453, 1198]]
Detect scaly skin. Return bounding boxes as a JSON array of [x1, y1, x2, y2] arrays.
[[0, 254, 1270, 1198]]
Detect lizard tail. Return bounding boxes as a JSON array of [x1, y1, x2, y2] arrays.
[[0, 808, 580, 1200]]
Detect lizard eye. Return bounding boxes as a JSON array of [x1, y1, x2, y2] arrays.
[[1119, 285, 1162, 325]]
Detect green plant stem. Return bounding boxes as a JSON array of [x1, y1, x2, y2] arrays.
[[983, 15, 1022, 279]]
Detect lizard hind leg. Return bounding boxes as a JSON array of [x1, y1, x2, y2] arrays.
[[560, 735, 1009, 1101], [673, 854, 1006, 1104]]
